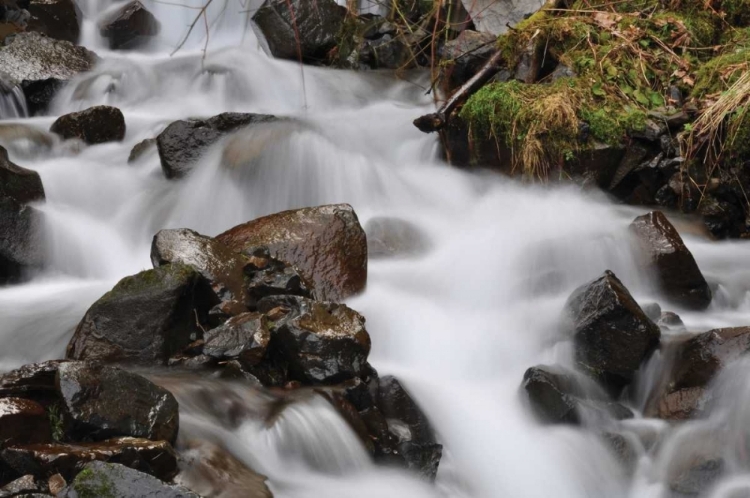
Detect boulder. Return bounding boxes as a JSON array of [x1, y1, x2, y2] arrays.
[[1, 438, 178, 482], [439, 30, 497, 91], [66, 263, 216, 365], [55, 362, 179, 444], [0, 32, 96, 114], [630, 211, 712, 310], [151, 228, 248, 315], [375, 376, 442, 479], [0, 474, 45, 496], [252, 0, 345, 63], [460, 0, 548, 35], [0, 398, 51, 447], [218, 204, 367, 302], [258, 295, 371, 385], [49, 106, 125, 145], [99, 1, 160, 50], [59, 461, 198, 497], [0, 361, 65, 405], [0, 146, 45, 204], [0, 195, 44, 284], [243, 246, 311, 310], [156, 112, 276, 179], [365, 217, 430, 259], [26, 0, 82, 43], [657, 386, 707, 420], [671, 327, 750, 390], [564, 271, 661, 388], [202, 312, 270, 368]]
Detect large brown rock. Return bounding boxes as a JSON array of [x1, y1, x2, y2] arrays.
[[26, 0, 82, 43], [258, 295, 371, 385], [156, 112, 276, 179], [252, 0, 345, 63], [671, 327, 750, 390], [50, 106, 125, 145], [99, 1, 160, 50], [0, 146, 44, 204], [0, 438, 178, 482], [630, 211, 712, 310], [0, 398, 51, 447], [218, 204, 367, 301], [55, 362, 179, 444], [565, 271, 661, 388], [657, 386, 708, 420], [66, 263, 216, 365]]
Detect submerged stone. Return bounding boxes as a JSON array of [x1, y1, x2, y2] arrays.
[[50, 106, 126, 145]]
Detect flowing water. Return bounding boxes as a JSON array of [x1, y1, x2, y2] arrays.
[[3, 1, 750, 497]]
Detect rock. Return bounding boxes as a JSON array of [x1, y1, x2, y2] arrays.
[[565, 271, 661, 388], [66, 263, 216, 365], [461, 0, 548, 35], [669, 455, 724, 497], [202, 312, 270, 368], [0, 146, 44, 204], [175, 441, 272, 498], [657, 311, 685, 331], [56, 362, 179, 444], [49, 106, 125, 145], [99, 1, 160, 50], [0, 361, 65, 405], [252, 0, 345, 63], [671, 327, 750, 390], [47, 473, 65, 495], [641, 302, 662, 322], [58, 461, 198, 497], [0, 398, 50, 448], [258, 296, 371, 385], [156, 112, 276, 179], [127, 137, 155, 163], [630, 211, 712, 310], [359, 34, 411, 70], [375, 376, 442, 479], [549, 63, 576, 81], [630, 119, 666, 142], [657, 386, 707, 420], [439, 30, 497, 91], [243, 246, 311, 310], [0, 195, 44, 284], [514, 38, 545, 84], [1, 438, 178, 482], [26, 0, 82, 43], [218, 204, 367, 302], [150, 228, 248, 315], [0, 474, 45, 496], [365, 217, 430, 259], [0, 32, 96, 115]]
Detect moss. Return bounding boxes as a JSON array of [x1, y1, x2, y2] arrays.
[[73, 466, 117, 498], [693, 48, 750, 97], [99, 263, 196, 303], [726, 105, 750, 164], [723, 0, 750, 26], [47, 404, 64, 442], [580, 106, 647, 145]]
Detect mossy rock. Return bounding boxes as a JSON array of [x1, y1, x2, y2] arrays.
[[61, 461, 200, 498]]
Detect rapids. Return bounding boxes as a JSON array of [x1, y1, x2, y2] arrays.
[[2, 1, 750, 497]]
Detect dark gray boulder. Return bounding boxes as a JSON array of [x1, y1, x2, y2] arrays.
[[50, 106, 125, 145], [26, 0, 82, 43], [0, 195, 43, 284], [99, 1, 161, 50], [66, 263, 216, 365], [564, 271, 661, 388], [630, 211, 712, 310], [202, 312, 270, 368], [252, 0, 345, 63], [156, 113, 276, 179], [59, 461, 198, 497], [56, 362, 179, 444], [0, 146, 45, 204]]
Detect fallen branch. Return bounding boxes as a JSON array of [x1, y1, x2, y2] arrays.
[[413, 48, 505, 133]]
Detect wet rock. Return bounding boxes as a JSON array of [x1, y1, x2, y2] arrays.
[[202, 313, 270, 369], [0, 146, 44, 204], [151, 228, 248, 315], [0, 194, 44, 284], [630, 211, 712, 310], [359, 34, 411, 70], [657, 311, 685, 331], [0, 32, 96, 115], [0, 398, 50, 448], [671, 327, 750, 390], [258, 295, 370, 385], [440, 30, 497, 91], [565, 271, 661, 388], [156, 112, 276, 179], [175, 441, 272, 498], [56, 362, 179, 444], [252, 0, 345, 63], [0, 474, 45, 496], [1, 438, 178, 482], [375, 376, 442, 479], [669, 455, 724, 497], [66, 263, 216, 365], [0, 361, 65, 405], [99, 1, 160, 50], [127, 137, 155, 163], [243, 246, 311, 309], [657, 386, 707, 420], [641, 302, 662, 322], [218, 204, 367, 302], [59, 461, 198, 497], [26, 0, 82, 43], [49, 106, 125, 145], [365, 217, 430, 259]]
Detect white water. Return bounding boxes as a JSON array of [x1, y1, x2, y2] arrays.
[[2, 1, 750, 497]]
